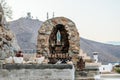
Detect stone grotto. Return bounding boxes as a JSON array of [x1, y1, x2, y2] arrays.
[[37, 17, 80, 65]]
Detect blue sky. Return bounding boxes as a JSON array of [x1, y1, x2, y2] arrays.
[[7, 0, 120, 42]]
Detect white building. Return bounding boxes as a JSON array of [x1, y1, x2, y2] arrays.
[[99, 63, 113, 73], [93, 52, 98, 63]]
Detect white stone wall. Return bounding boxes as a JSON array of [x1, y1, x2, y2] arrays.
[[0, 66, 75, 80]]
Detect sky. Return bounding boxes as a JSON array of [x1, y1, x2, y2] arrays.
[[6, 0, 120, 43]]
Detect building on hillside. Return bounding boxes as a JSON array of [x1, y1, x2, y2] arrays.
[[93, 52, 98, 63], [26, 12, 32, 19]]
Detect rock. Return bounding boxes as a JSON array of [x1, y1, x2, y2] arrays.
[[4, 56, 13, 63], [0, 5, 20, 59], [0, 50, 6, 59], [35, 56, 45, 64], [0, 26, 20, 59], [67, 61, 73, 64]]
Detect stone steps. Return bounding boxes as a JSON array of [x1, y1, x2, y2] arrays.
[[75, 70, 95, 80]]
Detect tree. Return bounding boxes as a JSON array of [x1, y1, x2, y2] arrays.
[[0, 0, 12, 19]]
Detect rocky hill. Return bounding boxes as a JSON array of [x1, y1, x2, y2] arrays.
[[8, 17, 42, 51], [8, 18, 120, 63]]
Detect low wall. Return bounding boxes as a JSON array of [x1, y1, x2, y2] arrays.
[[0, 64, 75, 80]]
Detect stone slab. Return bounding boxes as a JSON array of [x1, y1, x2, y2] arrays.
[[3, 64, 73, 70]]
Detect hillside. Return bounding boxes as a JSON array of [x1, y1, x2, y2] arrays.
[[8, 17, 42, 50], [80, 38, 120, 63], [8, 18, 120, 63]]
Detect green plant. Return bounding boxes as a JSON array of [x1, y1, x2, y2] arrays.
[[115, 67, 120, 73]]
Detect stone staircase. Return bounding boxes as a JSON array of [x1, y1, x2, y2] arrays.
[[75, 70, 95, 80]]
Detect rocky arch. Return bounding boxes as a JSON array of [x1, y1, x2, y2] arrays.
[[37, 17, 80, 57]]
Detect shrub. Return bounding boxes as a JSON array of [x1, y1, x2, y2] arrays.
[[115, 67, 120, 73]]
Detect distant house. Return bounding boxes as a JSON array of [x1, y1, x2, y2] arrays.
[[99, 63, 113, 73]]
